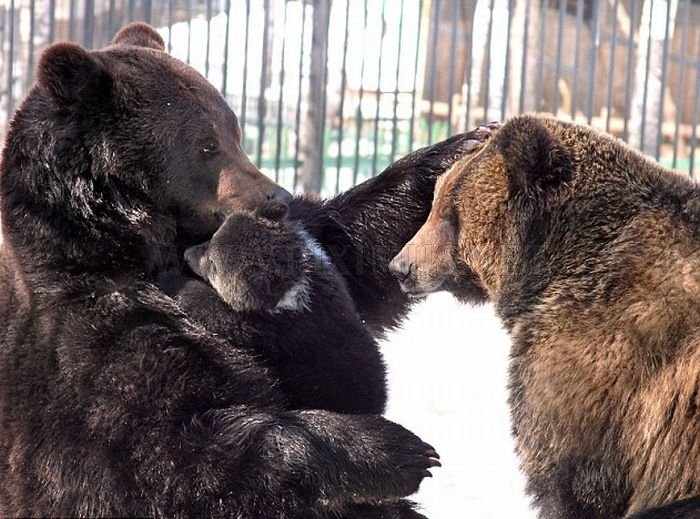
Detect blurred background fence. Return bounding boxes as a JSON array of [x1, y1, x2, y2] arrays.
[[1, 0, 699, 195]]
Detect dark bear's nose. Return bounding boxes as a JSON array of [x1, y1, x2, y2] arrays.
[[389, 256, 414, 283], [270, 185, 293, 204]]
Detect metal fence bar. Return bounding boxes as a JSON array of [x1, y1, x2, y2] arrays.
[[623, 0, 639, 142], [571, 0, 583, 119], [205, 0, 212, 79], [553, 0, 565, 114], [483, 0, 494, 121], [390, 0, 405, 163], [84, 0, 94, 49], [145, 0, 152, 24], [535, 0, 547, 112], [605, 0, 619, 133], [408, 0, 423, 150], [518, 0, 530, 113], [352, 0, 369, 185], [501, 0, 513, 120], [221, 0, 231, 95], [186, 0, 192, 64], [256, 0, 271, 167], [27, 0, 35, 86], [317, 0, 331, 185], [655, 0, 673, 161], [447, 2, 458, 136], [427, 0, 439, 143], [672, 0, 691, 169], [107, 0, 115, 42], [586, 0, 600, 125], [371, 0, 386, 175], [639, 0, 654, 151], [5, 0, 15, 121], [165, 0, 172, 53], [275, 0, 290, 183], [292, 0, 308, 189], [69, 0, 76, 41], [49, 0, 57, 43], [690, 59, 700, 178], [334, 0, 350, 192], [240, 0, 251, 141]]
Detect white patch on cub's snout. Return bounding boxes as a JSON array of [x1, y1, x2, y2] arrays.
[[271, 229, 329, 313]]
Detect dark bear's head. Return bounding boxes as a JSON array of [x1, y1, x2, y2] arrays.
[[389, 114, 576, 302], [0, 23, 290, 276], [184, 202, 319, 313]]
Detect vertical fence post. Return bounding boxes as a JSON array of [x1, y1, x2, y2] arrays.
[[300, 0, 331, 193], [5, 0, 15, 121]]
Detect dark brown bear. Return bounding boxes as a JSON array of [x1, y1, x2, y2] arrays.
[[0, 22, 497, 518], [390, 115, 700, 519], [172, 203, 388, 414]]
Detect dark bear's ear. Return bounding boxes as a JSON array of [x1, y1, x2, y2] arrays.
[[37, 43, 112, 104], [495, 116, 572, 194], [112, 22, 165, 51]]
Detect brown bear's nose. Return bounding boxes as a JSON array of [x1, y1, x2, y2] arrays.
[[389, 256, 414, 282], [270, 185, 293, 204]]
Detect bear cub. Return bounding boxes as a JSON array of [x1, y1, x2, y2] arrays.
[[177, 203, 388, 415]]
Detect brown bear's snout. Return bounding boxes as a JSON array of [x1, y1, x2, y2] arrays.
[[390, 213, 457, 297], [389, 245, 436, 297], [388, 256, 414, 283]]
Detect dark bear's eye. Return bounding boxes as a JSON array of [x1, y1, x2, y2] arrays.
[[201, 142, 220, 157]]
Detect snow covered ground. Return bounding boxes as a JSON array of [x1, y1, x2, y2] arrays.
[[381, 293, 536, 519]]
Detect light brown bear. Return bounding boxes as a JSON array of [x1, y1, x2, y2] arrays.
[[390, 115, 700, 519]]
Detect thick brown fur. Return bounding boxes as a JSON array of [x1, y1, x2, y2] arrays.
[[391, 114, 700, 518]]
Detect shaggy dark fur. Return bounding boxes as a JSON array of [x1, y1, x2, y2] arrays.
[[171, 205, 388, 414], [391, 114, 700, 518], [0, 23, 496, 518]]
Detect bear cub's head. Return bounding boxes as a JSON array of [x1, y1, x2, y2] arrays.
[[185, 202, 321, 313]]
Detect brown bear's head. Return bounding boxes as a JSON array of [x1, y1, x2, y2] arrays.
[[1, 23, 289, 276], [390, 115, 574, 303]]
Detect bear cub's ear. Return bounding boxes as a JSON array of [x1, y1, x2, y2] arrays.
[[112, 22, 165, 51], [37, 43, 112, 104], [495, 115, 573, 194]]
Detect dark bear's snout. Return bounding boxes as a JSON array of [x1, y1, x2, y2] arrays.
[[271, 185, 293, 204], [216, 160, 292, 215]]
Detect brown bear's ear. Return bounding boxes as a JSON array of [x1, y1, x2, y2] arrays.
[[112, 22, 165, 51], [495, 115, 572, 194], [37, 43, 112, 104]]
